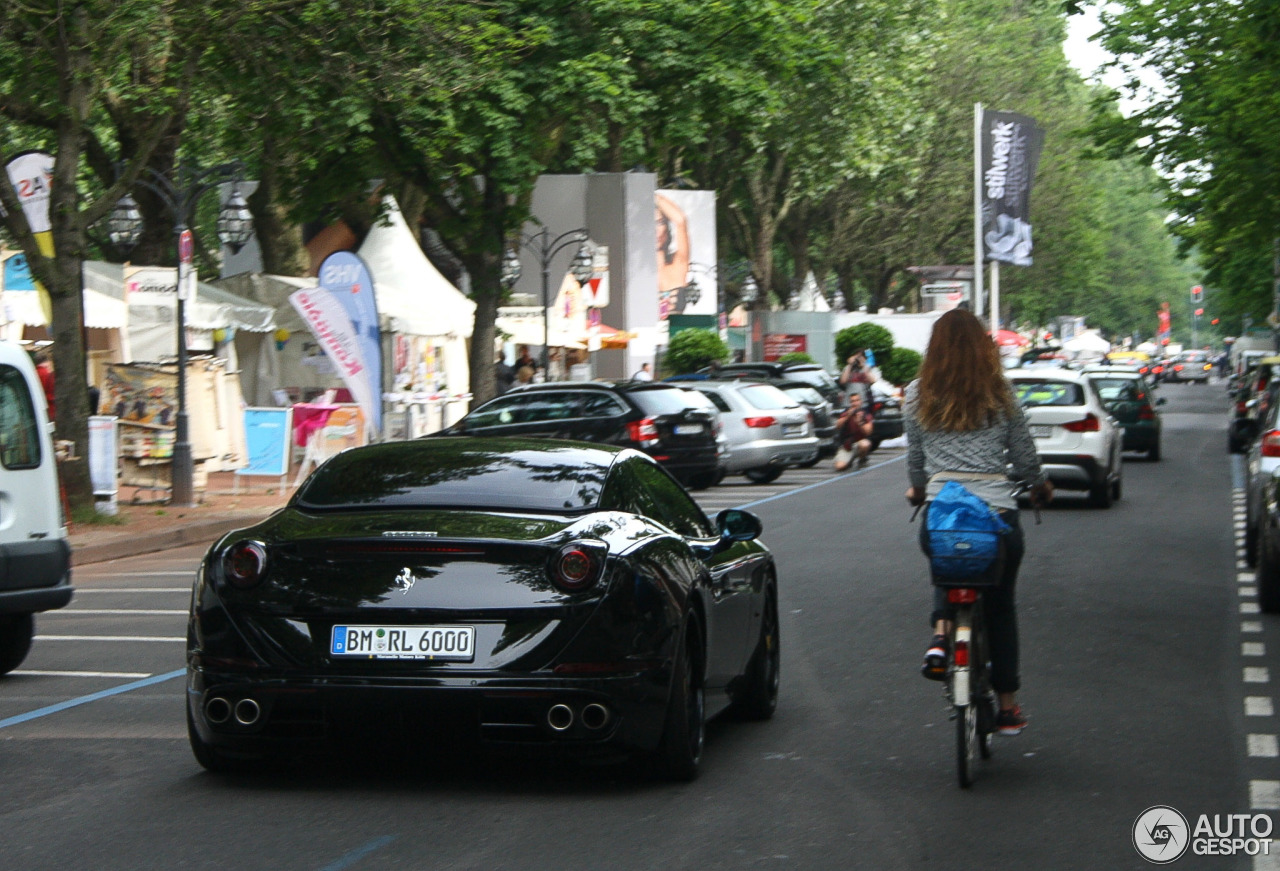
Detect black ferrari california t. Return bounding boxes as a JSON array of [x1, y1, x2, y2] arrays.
[[186, 437, 779, 780]]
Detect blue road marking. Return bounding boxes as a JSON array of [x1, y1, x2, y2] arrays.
[[735, 453, 906, 511], [0, 668, 186, 730], [319, 836, 397, 871]]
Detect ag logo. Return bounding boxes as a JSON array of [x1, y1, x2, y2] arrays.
[[1133, 806, 1190, 864]]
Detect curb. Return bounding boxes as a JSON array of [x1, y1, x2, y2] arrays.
[[71, 514, 267, 566]]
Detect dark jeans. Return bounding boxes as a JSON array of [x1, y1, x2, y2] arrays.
[[921, 509, 1025, 694]]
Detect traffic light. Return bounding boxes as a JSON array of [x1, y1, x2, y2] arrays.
[[1191, 285, 1203, 303]]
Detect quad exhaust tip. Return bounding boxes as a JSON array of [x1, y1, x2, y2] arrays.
[[547, 704, 574, 731], [204, 697, 231, 725], [581, 703, 610, 730]]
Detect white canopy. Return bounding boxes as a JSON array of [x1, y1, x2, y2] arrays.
[[357, 197, 475, 338], [1063, 330, 1112, 354], [4, 287, 126, 330]]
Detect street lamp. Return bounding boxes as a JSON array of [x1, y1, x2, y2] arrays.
[[505, 227, 594, 377], [107, 162, 254, 507]]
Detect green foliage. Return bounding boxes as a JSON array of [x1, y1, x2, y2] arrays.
[[664, 329, 729, 375], [835, 324, 894, 366], [777, 352, 816, 365], [881, 348, 922, 386]]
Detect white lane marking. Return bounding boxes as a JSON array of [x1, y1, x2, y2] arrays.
[[10, 670, 151, 679], [1249, 735, 1279, 757], [46, 610, 186, 616], [1246, 667, 1272, 683], [1246, 642, 1268, 657], [1240, 561, 1252, 570], [33, 635, 185, 643], [73, 588, 190, 594], [1245, 621, 1265, 633], [1248, 698, 1276, 717], [1252, 781, 1280, 810], [1243, 602, 1262, 614], [1242, 572, 1258, 582], [1243, 587, 1260, 598]]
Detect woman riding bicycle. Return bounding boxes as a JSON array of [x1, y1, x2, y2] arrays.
[[904, 309, 1053, 736]]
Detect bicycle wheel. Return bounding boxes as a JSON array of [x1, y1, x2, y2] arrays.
[[951, 603, 979, 788], [972, 600, 996, 761]]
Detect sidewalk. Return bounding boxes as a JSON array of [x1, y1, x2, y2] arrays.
[[69, 471, 297, 565]]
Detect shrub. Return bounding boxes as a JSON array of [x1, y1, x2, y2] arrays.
[[835, 323, 894, 368], [664, 328, 729, 375], [776, 351, 816, 365], [881, 347, 922, 385]]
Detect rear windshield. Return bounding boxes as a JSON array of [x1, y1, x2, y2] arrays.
[[295, 440, 609, 513], [1089, 378, 1141, 402], [786, 368, 837, 391], [781, 384, 824, 405], [1012, 380, 1086, 407], [738, 384, 800, 410], [629, 386, 700, 416]]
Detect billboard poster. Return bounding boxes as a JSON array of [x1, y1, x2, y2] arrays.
[[655, 190, 717, 320], [980, 112, 1044, 267], [317, 251, 381, 433], [763, 334, 808, 361], [289, 286, 378, 436], [102, 364, 177, 427], [238, 407, 293, 478]]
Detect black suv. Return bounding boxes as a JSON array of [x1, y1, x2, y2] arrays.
[[703, 362, 846, 410], [438, 381, 722, 489]]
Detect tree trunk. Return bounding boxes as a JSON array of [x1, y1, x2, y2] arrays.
[[249, 135, 307, 276]]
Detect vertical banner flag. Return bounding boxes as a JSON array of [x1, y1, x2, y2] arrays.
[[4, 152, 56, 322], [980, 112, 1044, 267], [316, 251, 381, 434], [289, 286, 378, 437]]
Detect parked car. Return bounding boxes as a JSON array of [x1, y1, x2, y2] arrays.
[[1229, 356, 1280, 453], [705, 362, 847, 410], [437, 381, 721, 489], [684, 380, 820, 483], [1245, 396, 1280, 611], [768, 379, 837, 461], [186, 438, 780, 779], [1008, 369, 1124, 508], [0, 341, 73, 675], [1081, 366, 1165, 460], [1164, 350, 1213, 384]]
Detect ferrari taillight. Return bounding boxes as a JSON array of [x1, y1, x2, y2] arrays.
[[549, 540, 608, 593], [224, 541, 268, 589], [1061, 413, 1101, 433]]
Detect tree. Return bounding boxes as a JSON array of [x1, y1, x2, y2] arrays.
[[664, 329, 728, 375]]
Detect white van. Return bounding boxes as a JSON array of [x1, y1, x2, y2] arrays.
[[0, 341, 71, 675]]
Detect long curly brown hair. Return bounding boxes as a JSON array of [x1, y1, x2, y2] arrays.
[[915, 309, 1015, 431]]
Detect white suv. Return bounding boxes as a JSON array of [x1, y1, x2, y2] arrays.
[[1008, 369, 1123, 508]]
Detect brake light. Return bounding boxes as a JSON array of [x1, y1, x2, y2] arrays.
[[947, 588, 979, 604], [1173, 364, 1183, 372], [1263, 431, 1280, 458], [626, 417, 660, 446], [549, 541, 608, 593], [223, 541, 268, 589], [1061, 413, 1101, 432], [744, 416, 776, 428], [1138, 404, 1156, 421]]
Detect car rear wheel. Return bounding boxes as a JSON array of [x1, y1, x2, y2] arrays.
[[1110, 473, 1122, 502], [733, 589, 780, 721], [655, 618, 706, 782], [1248, 515, 1260, 568], [1148, 441, 1161, 461], [744, 467, 783, 484], [685, 471, 716, 491], [0, 613, 34, 676], [1089, 475, 1113, 508]]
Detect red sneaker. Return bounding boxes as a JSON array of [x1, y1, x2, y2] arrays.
[[996, 705, 1028, 736]]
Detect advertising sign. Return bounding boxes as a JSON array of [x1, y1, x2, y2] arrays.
[[317, 251, 381, 434], [763, 334, 808, 361], [289, 286, 378, 436], [4, 151, 55, 322], [980, 113, 1044, 267], [88, 416, 120, 498], [655, 190, 717, 319], [237, 407, 293, 479]]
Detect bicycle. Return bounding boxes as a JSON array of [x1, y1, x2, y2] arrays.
[[913, 482, 1042, 788]]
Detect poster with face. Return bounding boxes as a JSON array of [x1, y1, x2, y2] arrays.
[[654, 190, 717, 319]]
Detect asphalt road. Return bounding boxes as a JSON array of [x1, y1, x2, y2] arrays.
[[0, 381, 1262, 870]]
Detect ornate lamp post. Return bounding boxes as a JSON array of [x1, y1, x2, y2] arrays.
[[107, 163, 254, 506], [503, 227, 594, 377]]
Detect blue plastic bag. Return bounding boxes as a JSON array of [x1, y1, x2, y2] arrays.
[[926, 481, 1010, 580], [864, 348, 876, 368]]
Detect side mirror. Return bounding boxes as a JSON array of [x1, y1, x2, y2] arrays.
[[714, 508, 763, 548]]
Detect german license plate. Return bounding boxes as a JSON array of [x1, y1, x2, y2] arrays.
[[1030, 425, 1052, 439], [331, 624, 476, 660], [674, 423, 703, 435], [782, 423, 803, 436]]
